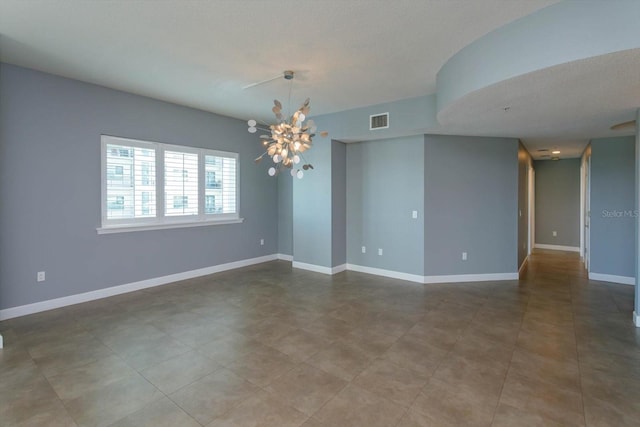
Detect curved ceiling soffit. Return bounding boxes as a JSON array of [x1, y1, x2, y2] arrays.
[[434, 48, 640, 147], [435, 0, 640, 122]]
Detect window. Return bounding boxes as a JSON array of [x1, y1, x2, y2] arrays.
[[100, 135, 240, 233], [205, 195, 217, 214]]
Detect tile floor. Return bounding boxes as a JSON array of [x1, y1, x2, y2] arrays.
[[1, 250, 639, 426]]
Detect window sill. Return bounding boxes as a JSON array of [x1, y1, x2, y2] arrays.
[[96, 218, 244, 234]]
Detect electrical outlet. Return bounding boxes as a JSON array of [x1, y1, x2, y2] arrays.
[[378, 248, 383, 256], [462, 252, 467, 261], [552, 231, 557, 237], [260, 238, 264, 246], [412, 210, 418, 219], [361, 246, 366, 254], [37, 271, 45, 282]]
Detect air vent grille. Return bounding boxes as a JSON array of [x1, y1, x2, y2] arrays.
[[370, 113, 389, 130]]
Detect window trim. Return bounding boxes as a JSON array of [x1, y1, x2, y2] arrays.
[[98, 135, 242, 234]]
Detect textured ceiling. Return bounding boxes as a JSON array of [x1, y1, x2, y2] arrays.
[[3, 0, 634, 159]]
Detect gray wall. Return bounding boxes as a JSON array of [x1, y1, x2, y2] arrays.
[[277, 173, 293, 256], [292, 131, 333, 268], [518, 142, 531, 268], [424, 135, 519, 276], [0, 63, 278, 310], [331, 141, 347, 267], [534, 159, 580, 247], [346, 136, 424, 275], [590, 137, 636, 278]]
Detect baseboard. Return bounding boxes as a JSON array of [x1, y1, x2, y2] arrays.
[[277, 253, 293, 261], [346, 264, 518, 284], [346, 264, 424, 283], [423, 272, 519, 284], [0, 254, 278, 321], [292, 261, 334, 275], [634, 311, 640, 328], [332, 264, 347, 274], [534, 244, 580, 252], [519, 256, 529, 274], [588, 272, 635, 286]]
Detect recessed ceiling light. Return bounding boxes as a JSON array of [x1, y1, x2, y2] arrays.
[[552, 150, 560, 154]]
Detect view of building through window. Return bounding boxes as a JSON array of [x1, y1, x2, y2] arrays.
[[102, 136, 238, 228]]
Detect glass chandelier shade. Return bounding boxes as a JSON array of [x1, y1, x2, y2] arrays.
[[249, 98, 327, 179]]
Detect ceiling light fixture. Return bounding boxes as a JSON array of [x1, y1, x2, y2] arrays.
[[248, 71, 327, 179], [551, 150, 560, 154]]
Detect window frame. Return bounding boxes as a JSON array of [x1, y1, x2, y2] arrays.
[[98, 135, 242, 234]]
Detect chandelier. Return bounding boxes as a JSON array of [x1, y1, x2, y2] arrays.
[[248, 71, 327, 178]]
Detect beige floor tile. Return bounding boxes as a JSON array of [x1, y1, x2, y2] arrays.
[[121, 337, 192, 371], [63, 374, 163, 427], [509, 347, 581, 393], [353, 358, 429, 407], [313, 383, 405, 427], [403, 322, 461, 351], [307, 341, 373, 381], [110, 396, 200, 427], [3, 250, 639, 427], [345, 328, 401, 356], [381, 337, 448, 376], [265, 363, 347, 416], [47, 355, 136, 401], [197, 332, 265, 365], [268, 329, 333, 362], [491, 402, 572, 427], [12, 399, 76, 427], [0, 376, 64, 426], [140, 350, 221, 394], [226, 345, 297, 386], [409, 378, 499, 427], [431, 354, 507, 396], [449, 332, 515, 368], [169, 368, 260, 425], [499, 371, 585, 426], [206, 389, 308, 427]]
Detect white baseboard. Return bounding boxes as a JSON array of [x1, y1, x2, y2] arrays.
[[423, 272, 519, 284], [291, 261, 334, 275], [534, 244, 580, 252], [588, 272, 635, 286], [519, 256, 529, 274], [346, 264, 517, 284], [291, 261, 347, 275], [332, 264, 347, 274], [634, 311, 640, 328], [346, 264, 424, 283], [0, 254, 278, 321], [277, 253, 293, 261]]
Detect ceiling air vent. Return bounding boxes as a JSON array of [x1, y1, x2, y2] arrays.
[[370, 113, 389, 130]]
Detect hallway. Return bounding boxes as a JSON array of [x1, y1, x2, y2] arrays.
[[0, 250, 638, 426]]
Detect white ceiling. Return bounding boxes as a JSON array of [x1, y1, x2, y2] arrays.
[[2, 0, 634, 159]]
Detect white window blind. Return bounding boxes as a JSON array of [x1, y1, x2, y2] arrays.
[[100, 135, 240, 232], [105, 142, 157, 221], [205, 154, 237, 217], [165, 150, 199, 217]]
